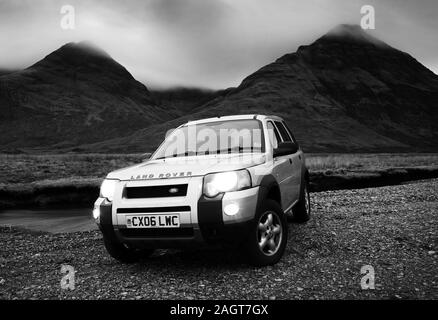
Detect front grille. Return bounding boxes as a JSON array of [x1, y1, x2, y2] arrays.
[[119, 227, 194, 238], [125, 184, 188, 199], [117, 206, 190, 214]]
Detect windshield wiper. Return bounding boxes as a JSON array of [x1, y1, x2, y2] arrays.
[[213, 146, 258, 154], [154, 146, 259, 160], [154, 151, 197, 160]]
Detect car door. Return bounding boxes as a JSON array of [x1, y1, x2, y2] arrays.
[[274, 120, 302, 208], [267, 121, 295, 211]]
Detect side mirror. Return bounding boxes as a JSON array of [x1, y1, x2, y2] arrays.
[[273, 142, 298, 157], [141, 152, 152, 162]]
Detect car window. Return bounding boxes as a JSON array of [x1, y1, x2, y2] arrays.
[[151, 119, 265, 160], [267, 121, 280, 149], [281, 121, 298, 145], [274, 121, 292, 142]]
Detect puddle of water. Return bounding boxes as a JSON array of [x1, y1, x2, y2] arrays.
[[0, 208, 97, 234]]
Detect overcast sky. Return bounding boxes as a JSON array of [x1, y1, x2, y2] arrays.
[[1, 0, 437, 89]]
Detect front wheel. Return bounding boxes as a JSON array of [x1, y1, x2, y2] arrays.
[[103, 236, 154, 263], [243, 200, 288, 267]]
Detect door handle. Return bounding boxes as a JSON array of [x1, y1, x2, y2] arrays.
[[289, 158, 293, 164]]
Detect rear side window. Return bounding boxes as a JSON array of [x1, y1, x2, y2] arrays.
[[267, 121, 280, 149], [275, 121, 298, 145], [274, 121, 292, 142]]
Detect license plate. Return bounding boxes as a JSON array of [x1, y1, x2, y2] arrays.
[[126, 214, 180, 228]]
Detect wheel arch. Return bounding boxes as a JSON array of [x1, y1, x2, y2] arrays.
[[304, 168, 309, 182], [255, 174, 283, 214], [297, 164, 309, 200]]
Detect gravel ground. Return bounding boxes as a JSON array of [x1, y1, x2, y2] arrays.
[[1, 179, 437, 300]]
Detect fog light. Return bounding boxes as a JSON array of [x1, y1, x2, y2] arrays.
[[92, 208, 100, 219], [224, 203, 239, 216]]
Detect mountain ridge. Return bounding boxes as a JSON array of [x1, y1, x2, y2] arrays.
[[73, 24, 438, 153], [0, 41, 173, 152], [1, 25, 437, 153]]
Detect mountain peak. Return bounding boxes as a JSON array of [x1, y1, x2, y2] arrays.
[[29, 41, 125, 74], [328, 24, 366, 36], [52, 41, 112, 60], [318, 24, 391, 48]]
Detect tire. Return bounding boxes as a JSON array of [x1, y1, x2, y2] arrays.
[[103, 236, 154, 263], [243, 199, 288, 267], [292, 179, 311, 223]]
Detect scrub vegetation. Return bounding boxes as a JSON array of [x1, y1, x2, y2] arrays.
[[306, 153, 438, 171], [0, 153, 437, 209]]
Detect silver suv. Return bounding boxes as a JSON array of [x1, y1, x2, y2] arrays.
[[93, 114, 310, 266]]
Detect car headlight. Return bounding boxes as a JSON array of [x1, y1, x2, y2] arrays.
[[100, 179, 118, 201], [203, 169, 251, 198]]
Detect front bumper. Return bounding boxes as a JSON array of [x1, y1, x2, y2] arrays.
[[94, 180, 259, 248]]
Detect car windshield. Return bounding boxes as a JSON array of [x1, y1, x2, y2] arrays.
[[152, 119, 265, 160]]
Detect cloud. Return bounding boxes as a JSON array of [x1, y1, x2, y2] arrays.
[[0, 0, 437, 89]]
